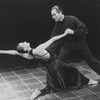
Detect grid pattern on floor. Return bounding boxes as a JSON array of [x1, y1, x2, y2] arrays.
[[0, 61, 100, 100]]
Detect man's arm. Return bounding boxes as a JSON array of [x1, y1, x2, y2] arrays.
[[72, 16, 88, 37]]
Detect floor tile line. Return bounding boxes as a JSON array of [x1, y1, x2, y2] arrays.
[[39, 65, 87, 100], [0, 73, 18, 100], [1, 71, 15, 76], [26, 68, 60, 100], [10, 68, 33, 94], [85, 87, 100, 97], [1, 62, 100, 100], [26, 68, 75, 100], [72, 91, 84, 100], [25, 68, 46, 100], [39, 68, 46, 74], [62, 96, 83, 100], [72, 88, 97, 100], [54, 93, 62, 100], [18, 77, 35, 81], [25, 68, 46, 87], [37, 76, 46, 83], [96, 92, 100, 97], [77, 65, 100, 80], [75, 64, 100, 92], [77, 65, 97, 74], [0, 69, 12, 74]]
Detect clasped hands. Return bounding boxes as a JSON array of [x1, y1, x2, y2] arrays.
[[64, 28, 74, 35]]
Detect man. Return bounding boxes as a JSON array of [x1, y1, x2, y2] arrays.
[[47, 5, 100, 75]]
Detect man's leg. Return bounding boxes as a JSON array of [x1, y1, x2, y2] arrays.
[[79, 42, 100, 75], [58, 46, 72, 63]]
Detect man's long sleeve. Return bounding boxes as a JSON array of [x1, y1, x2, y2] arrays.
[[73, 17, 88, 38]]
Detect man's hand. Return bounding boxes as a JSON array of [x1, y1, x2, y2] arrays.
[[64, 28, 74, 35]]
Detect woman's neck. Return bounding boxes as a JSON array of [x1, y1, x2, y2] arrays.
[[28, 47, 32, 52]]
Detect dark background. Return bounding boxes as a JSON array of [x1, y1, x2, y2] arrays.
[[0, 0, 100, 65]]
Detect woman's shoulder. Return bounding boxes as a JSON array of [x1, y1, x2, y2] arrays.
[[46, 49, 57, 59], [46, 49, 52, 55]]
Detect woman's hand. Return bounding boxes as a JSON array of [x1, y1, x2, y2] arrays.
[[64, 28, 74, 35]]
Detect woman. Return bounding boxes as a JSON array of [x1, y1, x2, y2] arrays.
[[0, 29, 97, 100]]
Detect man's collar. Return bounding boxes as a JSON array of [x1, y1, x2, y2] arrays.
[[60, 14, 64, 22]]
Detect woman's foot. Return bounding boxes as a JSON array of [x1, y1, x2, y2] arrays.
[[30, 89, 41, 100], [88, 79, 98, 85]]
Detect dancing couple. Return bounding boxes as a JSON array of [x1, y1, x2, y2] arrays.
[[0, 5, 99, 100]]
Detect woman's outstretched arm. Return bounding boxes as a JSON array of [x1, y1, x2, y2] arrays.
[[0, 50, 33, 59], [0, 50, 18, 55], [36, 29, 73, 50]]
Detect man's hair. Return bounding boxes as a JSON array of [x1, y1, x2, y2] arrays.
[[16, 43, 28, 53], [51, 5, 64, 14]]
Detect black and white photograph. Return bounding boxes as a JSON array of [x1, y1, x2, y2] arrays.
[[0, 0, 100, 100]]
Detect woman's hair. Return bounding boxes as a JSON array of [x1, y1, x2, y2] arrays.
[[51, 5, 64, 14], [16, 43, 28, 53]]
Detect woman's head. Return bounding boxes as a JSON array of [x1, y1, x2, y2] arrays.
[[16, 41, 31, 53]]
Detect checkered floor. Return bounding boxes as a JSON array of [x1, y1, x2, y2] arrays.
[[0, 61, 100, 100]]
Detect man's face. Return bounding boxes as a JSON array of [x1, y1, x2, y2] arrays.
[[51, 9, 61, 22]]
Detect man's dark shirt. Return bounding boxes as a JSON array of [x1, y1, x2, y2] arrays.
[[47, 15, 88, 54], [51, 15, 88, 41]]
